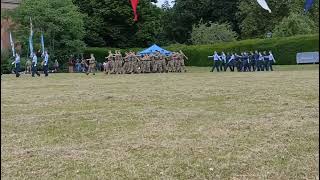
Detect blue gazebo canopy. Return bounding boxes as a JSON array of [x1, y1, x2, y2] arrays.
[[138, 44, 172, 56]]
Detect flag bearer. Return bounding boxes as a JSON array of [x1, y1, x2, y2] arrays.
[[42, 51, 49, 76], [211, 51, 221, 72], [12, 52, 20, 77], [31, 52, 40, 77]]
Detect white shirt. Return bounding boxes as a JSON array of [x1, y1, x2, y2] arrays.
[[213, 54, 221, 61], [32, 54, 38, 65], [228, 55, 235, 63], [12, 54, 20, 65], [221, 54, 226, 63], [44, 53, 49, 65], [258, 54, 264, 61], [269, 53, 275, 62]]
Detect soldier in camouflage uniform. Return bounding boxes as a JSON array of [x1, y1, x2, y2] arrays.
[[86, 54, 96, 75], [104, 51, 114, 75], [178, 50, 188, 72]]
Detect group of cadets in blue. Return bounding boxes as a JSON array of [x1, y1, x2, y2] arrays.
[[12, 50, 49, 77], [211, 50, 276, 72]]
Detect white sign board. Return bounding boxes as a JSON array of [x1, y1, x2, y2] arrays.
[[296, 52, 319, 64]]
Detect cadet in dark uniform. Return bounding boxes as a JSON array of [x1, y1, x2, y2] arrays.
[[225, 53, 235, 72], [220, 52, 226, 71], [12, 52, 20, 77], [235, 53, 242, 72], [242, 52, 250, 72], [211, 51, 221, 72], [254, 51, 260, 71], [249, 51, 255, 71], [268, 51, 276, 71], [258, 52, 264, 71], [31, 52, 40, 77], [263, 51, 269, 71], [42, 51, 49, 76]]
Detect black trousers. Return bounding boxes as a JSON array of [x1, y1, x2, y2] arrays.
[[268, 61, 273, 71], [211, 61, 220, 72], [32, 63, 40, 77], [15, 63, 20, 77], [43, 65, 48, 76], [225, 63, 234, 72]]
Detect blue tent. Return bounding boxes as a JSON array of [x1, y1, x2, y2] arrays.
[[138, 44, 172, 56]]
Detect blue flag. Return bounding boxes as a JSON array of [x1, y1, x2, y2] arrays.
[[9, 32, 15, 57], [29, 17, 33, 57], [41, 33, 45, 55], [304, 0, 314, 12]]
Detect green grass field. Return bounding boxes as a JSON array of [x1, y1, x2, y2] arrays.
[[1, 65, 319, 179]]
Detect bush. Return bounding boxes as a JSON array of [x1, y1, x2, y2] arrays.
[[191, 20, 237, 45], [166, 34, 319, 66], [273, 13, 317, 37], [85, 34, 319, 66]]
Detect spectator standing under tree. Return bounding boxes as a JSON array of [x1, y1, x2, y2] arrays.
[[68, 55, 75, 73], [25, 58, 32, 74], [53, 60, 59, 73]]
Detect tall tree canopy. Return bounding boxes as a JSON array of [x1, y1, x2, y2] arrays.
[[7, 0, 86, 60], [238, 0, 319, 38], [73, 0, 165, 48]]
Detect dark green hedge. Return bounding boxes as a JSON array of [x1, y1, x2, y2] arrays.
[[85, 34, 319, 66]]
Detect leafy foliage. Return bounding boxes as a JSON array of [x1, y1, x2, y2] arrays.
[[238, 0, 319, 39], [73, 0, 166, 48], [273, 13, 317, 37], [7, 0, 86, 62], [191, 20, 237, 45]]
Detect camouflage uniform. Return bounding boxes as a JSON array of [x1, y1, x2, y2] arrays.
[[105, 53, 113, 74], [86, 54, 96, 75]]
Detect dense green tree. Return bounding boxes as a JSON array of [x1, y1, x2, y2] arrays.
[[273, 12, 317, 37], [161, 0, 241, 44], [191, 20, 237, 45], [238, 0, 319, 38], [7, 0, 86, 61], [73, 0, 166, 48]]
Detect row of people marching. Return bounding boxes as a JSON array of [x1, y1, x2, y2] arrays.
[[101, 50, 188, 75], [210, 51, 276, 72], [11, 51, 49, 77]]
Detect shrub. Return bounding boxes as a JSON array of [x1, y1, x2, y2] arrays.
[[191, 20, 237, 45], [273, 13, 317, 37], [84, 34, 319, 67]]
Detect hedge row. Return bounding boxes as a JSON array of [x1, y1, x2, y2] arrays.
[[85, 34, 319, 66]]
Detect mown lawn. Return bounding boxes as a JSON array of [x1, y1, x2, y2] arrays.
[[1, 65, 319, 179]]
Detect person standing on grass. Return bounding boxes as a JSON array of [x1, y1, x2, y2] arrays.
[[263, 51, 269, 71], [68, 55, 75, 73], [234, 53, 242, 72], [254, 51, 260, 71], [86, 53, 96, 75], [31, 52, 40, 77], [211, 51, 221, 72], [53, 59, 59, 73], [220, 52, 226, 71], [11, 52, 20, 77], [42, 51, 49, 76], [225, 53, 235, 72], [25, 58, 32, 74], [258, 52, 265, 71], [268, 51, 276, 71], [249, 51, 255, 71]]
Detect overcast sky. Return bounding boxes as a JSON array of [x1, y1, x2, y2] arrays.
[[155, 0, 173, 7]]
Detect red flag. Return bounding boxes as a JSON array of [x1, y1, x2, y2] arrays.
[[130, 0, 139, 21]]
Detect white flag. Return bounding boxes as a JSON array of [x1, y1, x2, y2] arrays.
[[256, 0, 272, 13]]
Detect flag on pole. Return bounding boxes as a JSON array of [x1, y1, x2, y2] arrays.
[[256, 0, 272, 13], [304, 0, 314, 12], [29, 17, 34, 57], [130, 0, 139, 21], [41, 33, 45, 55], [9, 32, 15, 57]]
